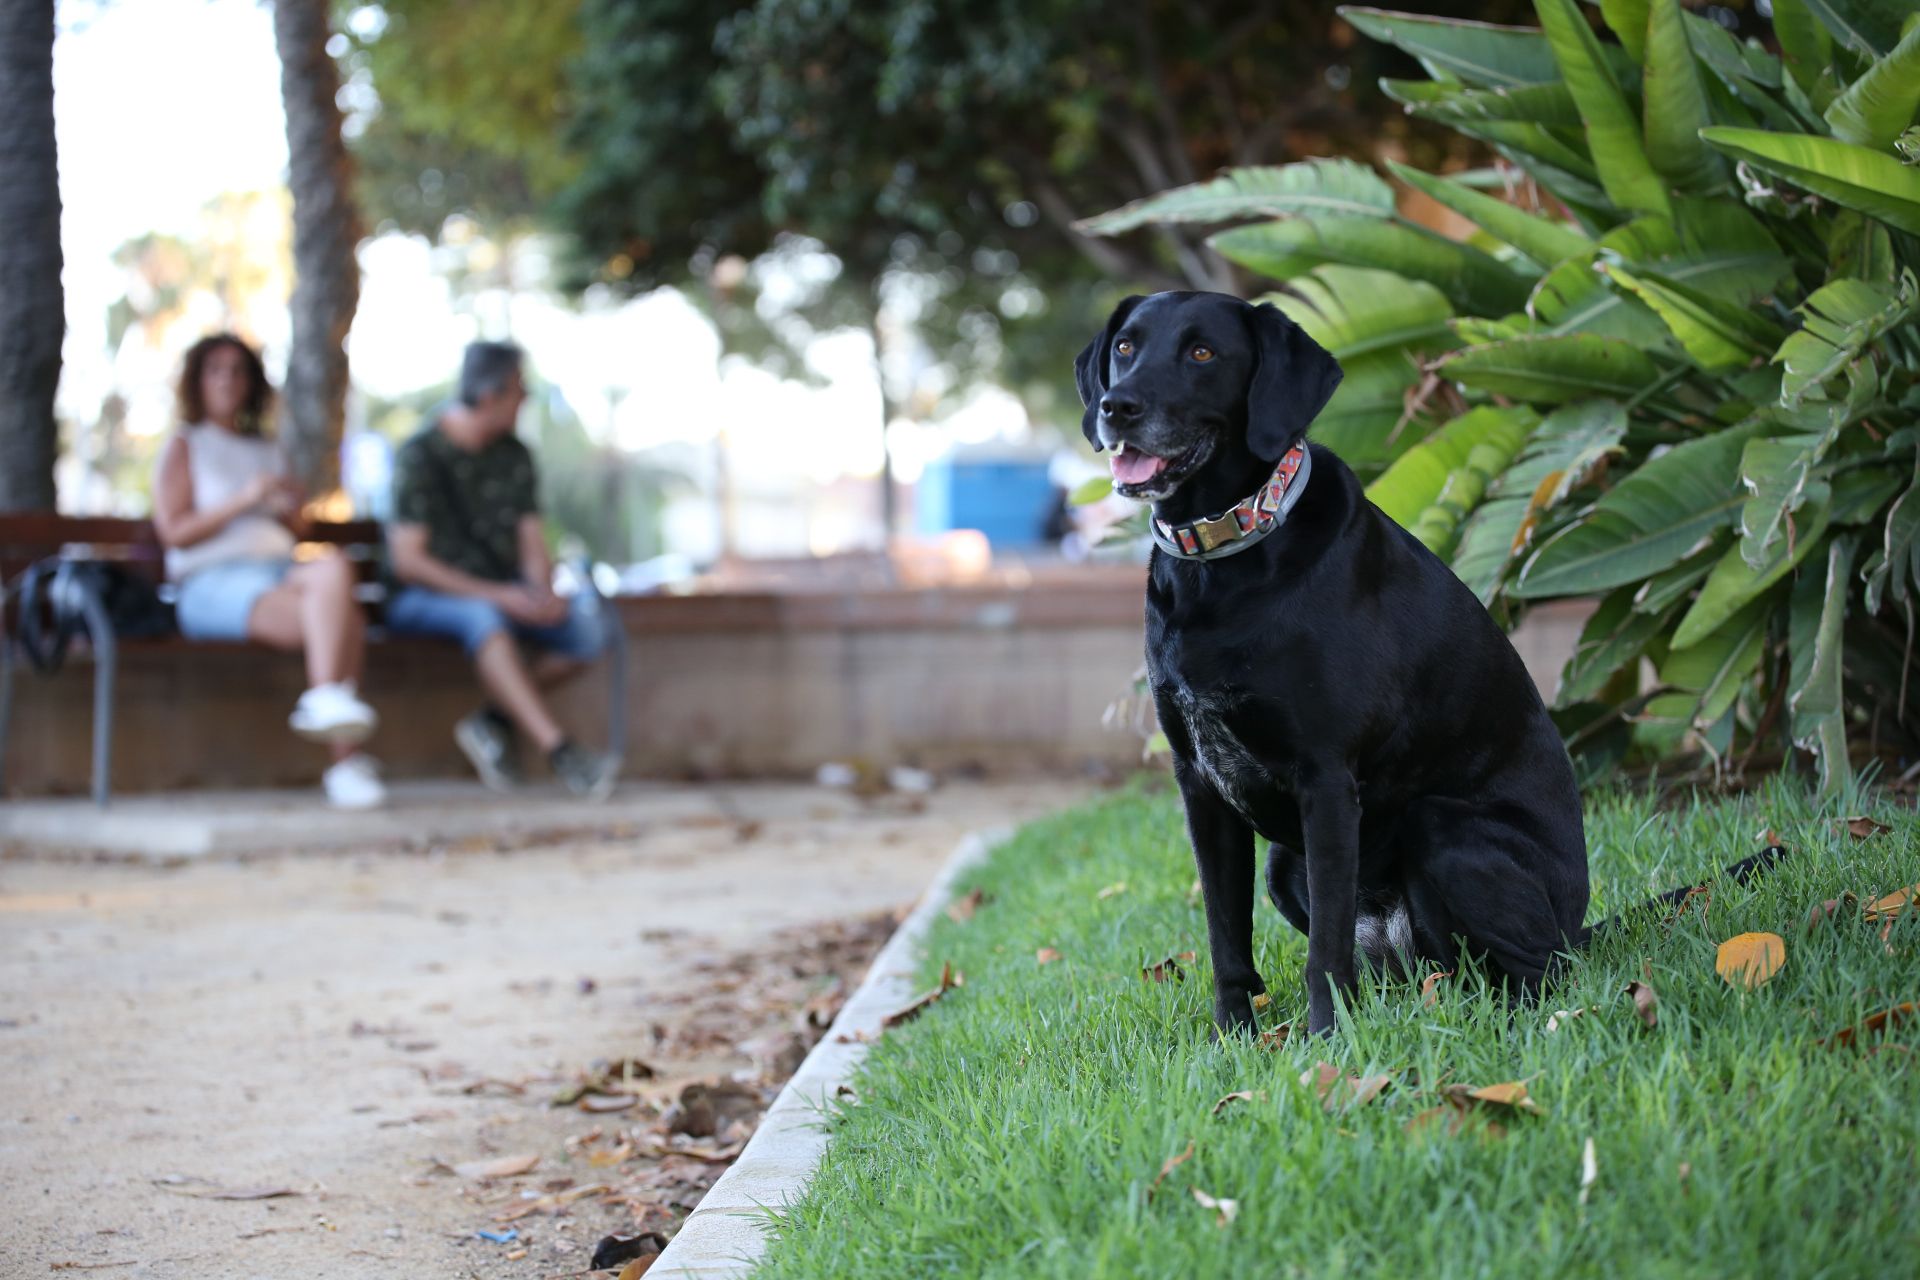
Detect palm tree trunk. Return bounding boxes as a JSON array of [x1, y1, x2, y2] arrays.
[[0, 0, 64, 512], [272, 0, 360, 494]]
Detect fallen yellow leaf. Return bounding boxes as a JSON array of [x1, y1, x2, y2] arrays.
[[1036, 947, 1061, 965], [1864, 885, 1918, 922], [1715, 932, 1785, 989]]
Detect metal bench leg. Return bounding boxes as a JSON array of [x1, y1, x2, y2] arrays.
[[0, 635, 14, 799], [71, 583, 118, 810]]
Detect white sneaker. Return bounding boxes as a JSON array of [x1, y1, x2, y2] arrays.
[[290, 681, 378, 744], [323, 753, 387, 810]]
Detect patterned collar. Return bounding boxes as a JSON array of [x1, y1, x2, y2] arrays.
[[1150, 442, 1312, 562]]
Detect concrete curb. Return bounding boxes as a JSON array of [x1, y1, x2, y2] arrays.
[[647, 826, 1008, 1279]]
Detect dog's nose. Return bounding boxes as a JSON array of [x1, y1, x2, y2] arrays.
[[1100, 392, 1142, 421]]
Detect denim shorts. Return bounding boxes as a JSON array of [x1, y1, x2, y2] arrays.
[[174, 558, 292, 640], [384, 586, 608, 660]]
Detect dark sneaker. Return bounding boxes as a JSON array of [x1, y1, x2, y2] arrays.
[[455, 710, 519, 793], [551, 741, 618, 801]]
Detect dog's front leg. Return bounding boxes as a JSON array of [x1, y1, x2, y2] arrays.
[[1172, 762, 1262, 1037], [1298, 763, 1360, 1036]]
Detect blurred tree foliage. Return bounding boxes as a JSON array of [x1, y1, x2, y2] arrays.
[[340, 0, 1545, 414]]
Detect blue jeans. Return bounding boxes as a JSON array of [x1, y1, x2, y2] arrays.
[[175, 558, 292, 640], [385, 586, 608, 660]]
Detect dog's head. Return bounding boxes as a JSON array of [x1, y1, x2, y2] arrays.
[[1074, 291, 1343, 502]]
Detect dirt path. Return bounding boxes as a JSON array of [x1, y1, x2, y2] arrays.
[[0, 780, 1089, 1279]]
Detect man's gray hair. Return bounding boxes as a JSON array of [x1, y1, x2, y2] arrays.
[[458, 340, 525, 407]]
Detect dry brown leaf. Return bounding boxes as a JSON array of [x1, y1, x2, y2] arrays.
[[586, 1143, 634, 1168], [452, 1154, 539, 1181], [1300, 1064, 1392, 1111], [1819, 1001, 1918, 1049], [1190, 1186, 1238, 1227], [1259, 1024, 1294, 1049], [1146, 1140, 1194, 1200], [1546, 1008, 1588, 1033], [1806, 892, 1860, 932], [1841, 816, 1892, 840], [880, 961, 962, 1029], [1626, 980, 1659, 1029], [1211, 1090, 1262, 1116], [1715, 932, 1786, 989], [1444, 1081, 1543, 1115], [1863, 885, 1918, 922], [1142, 951, 1197, 983], [1665, 885, 1711, 927], [1036, 947, 1062, 965], [1097, 882, 1129, 901], [1420, 970, 1453, 1007], [1250, 992, 1272, 1011], [945, 888, 986, 924]]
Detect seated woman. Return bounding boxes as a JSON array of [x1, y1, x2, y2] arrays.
[[151, 333, 386, 809]]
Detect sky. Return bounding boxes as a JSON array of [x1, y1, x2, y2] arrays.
[[49, 0, 1038, 542]]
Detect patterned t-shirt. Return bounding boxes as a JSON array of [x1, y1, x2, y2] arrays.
[[390, 420, 538, 583]]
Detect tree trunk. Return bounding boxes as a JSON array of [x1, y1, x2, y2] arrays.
[[0, 0, 64, 512], [272, 0, 360, 494]]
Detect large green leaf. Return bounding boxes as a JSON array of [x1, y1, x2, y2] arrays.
[[1603, 263, 1787, 371], [1439, 333, 1663, 403], [1739, 435, 1835, 568], [1699, 127, 1920, 235], [1452, 400, 1629, 602], [1642, 0, 1728, 192], [1823, 22, 1920, 149], [1383, 79, 1583, 127], [1633, 534, 1727, 614], [1556, 587, 1677, 707], [1513, 416, 1777, 597], [1861, 453, 1920, 613], [1535, 0, 1671, 216], [1310, 351, 1432, 471], [1337, 7, 1563, 87], [1659, 595, 1771, 725], [1209, 218, 1532, 316], [1773, 272, 1919, 404], [1073, 160, 1395, 236], [1828, 209, 1899, 285], [1802, 0, 1914, 57], [1672, 496, 1832, 647], [1601, 0, 1651, 62], [1364, 405, 1539, 525], [1788, 533, 1857, 794], [1259, 267, 1453, 362], [1385, 161, 1591, 268], [1772, 0, 1841, 111]]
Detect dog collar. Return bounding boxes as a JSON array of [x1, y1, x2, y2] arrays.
[[1150, 443, 1312, 562]]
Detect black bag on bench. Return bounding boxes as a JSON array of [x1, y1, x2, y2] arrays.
[[13, 557, 176, 674]]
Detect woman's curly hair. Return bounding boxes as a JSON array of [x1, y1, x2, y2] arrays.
[[175, 333, 273, 436]]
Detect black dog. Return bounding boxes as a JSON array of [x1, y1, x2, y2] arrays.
[[1077, 291, 1774, 1038]]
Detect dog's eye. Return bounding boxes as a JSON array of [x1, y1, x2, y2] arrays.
[[1191, 345, 1215, 363], [1115, 340, 1134, 357]]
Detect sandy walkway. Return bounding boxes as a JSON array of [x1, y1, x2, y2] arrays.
[[0, 780, 1089, 1279]]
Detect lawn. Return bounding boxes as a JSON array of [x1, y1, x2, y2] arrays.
[[752, 778, 1918, 1279]]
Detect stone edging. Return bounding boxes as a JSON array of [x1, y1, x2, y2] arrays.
[[647, 827, 1007, 1278]]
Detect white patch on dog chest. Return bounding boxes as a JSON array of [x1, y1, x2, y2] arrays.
[[1176, 694, 1269, 821]]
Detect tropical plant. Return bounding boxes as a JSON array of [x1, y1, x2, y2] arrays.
[[1081, 0, 1920, 791]]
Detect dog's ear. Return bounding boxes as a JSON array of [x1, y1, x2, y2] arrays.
[[1074, 294, 1145, 452], [1245, 302, 1343, 461]]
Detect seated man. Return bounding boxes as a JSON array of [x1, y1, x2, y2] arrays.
[[385, 340, 618, 799]]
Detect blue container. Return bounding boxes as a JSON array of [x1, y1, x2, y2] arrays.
[[916, 457, 1059, 547]]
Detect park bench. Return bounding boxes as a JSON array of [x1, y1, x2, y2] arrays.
[[0, 513, 626, 807]]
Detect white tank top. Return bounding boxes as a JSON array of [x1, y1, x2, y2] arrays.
[[162, 423, 297, 580]]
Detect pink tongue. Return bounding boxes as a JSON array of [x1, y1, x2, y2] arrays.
[[1111, 446, 1167, 485]]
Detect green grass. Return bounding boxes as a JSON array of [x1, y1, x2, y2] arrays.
[[752, 779, 1919, 1280]]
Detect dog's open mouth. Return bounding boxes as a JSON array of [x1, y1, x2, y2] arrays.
[[1110, 442, 1199, 498], [1110, 442, 1168, 487]]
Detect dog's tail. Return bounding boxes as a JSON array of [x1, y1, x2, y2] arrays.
[[1578, 842, 1789, 946]]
